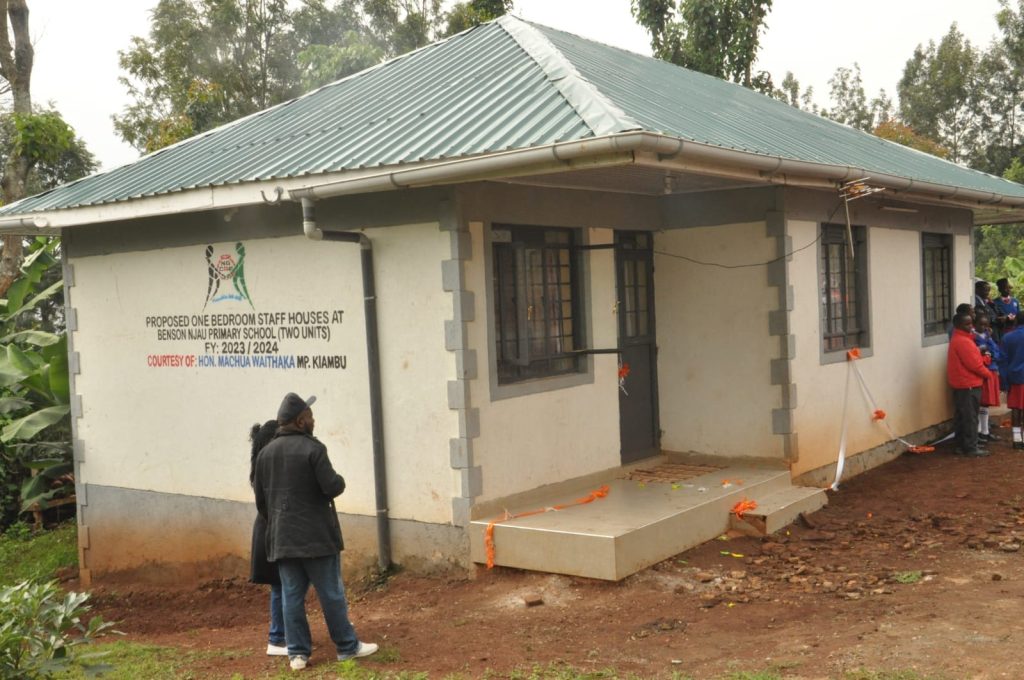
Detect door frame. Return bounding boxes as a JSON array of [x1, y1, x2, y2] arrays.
[[615, 230, 660, 463]]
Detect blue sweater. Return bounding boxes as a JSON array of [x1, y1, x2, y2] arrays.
[[1001, 328, 1024, 384], [976, 332, 1001, 374], [994, 295, 1021, 320]]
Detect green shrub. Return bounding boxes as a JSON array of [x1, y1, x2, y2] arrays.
[[0, 579, 113, 678], [5, 520, 31, 541]]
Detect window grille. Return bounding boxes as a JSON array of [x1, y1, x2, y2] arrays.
[[820, 224, 869, 352], [492, 225, 582, 383]]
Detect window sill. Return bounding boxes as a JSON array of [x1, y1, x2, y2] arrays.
[[819, 345, 874, 365], [491, 369, 594, 401], [921, 332, 950, 348]]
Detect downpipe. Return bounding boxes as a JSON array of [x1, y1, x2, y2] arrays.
[[302, 198, 392, 573]]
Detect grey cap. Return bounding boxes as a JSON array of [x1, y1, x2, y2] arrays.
[[277, 393, 316, 423]]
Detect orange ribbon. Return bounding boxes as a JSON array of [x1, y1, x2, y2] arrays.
[[846, 351, 927, 456], [731, 498, 758, 520], [484, 485, 610, 569]]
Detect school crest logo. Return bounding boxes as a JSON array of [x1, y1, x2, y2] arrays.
[[204, 242, 254, 308]]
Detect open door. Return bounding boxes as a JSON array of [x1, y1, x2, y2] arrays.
[[616, 231, 659, 463]]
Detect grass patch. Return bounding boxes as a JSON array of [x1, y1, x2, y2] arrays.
[[0, 519, 76, 587], [263, 661, 431, 680], [893, 571, 923, 585], [51, 648, 950, 680], [59, 640, 248, 679], [499, 665, 666, 679], [373, 645, 403, 664], [844, 670, 947, 680], [335, 662, 430, 679]]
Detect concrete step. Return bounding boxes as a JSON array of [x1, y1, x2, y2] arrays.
[[469, 466, 794, 581], [729, 485, 828, 537]]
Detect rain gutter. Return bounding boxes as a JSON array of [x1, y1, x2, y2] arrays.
[[0, 216, 49, 230], [288, 131, 1024, 211]]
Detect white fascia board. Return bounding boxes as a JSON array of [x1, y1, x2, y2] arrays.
[[5, 131, 1024, 233], [0, 184, 251, 232], [0, 138, 645, 232], [0, 166, 430, 232]]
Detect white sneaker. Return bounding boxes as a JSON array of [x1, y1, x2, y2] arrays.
[[267, 643, 288, 656], [289, 655, 308, 671], [337, 641, 378, 661]]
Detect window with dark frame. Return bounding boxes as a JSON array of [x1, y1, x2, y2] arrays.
[[820, 223, 869, 353], [492, 225, 583, 384], [617, 232, 652, 341], [921, 233, 952, 337]]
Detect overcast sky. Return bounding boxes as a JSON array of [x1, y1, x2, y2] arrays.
[[26, 0, 1006, 171]]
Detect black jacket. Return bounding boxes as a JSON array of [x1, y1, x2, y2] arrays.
[[249, 514, 279, 584], [253, 426, 346, 561]]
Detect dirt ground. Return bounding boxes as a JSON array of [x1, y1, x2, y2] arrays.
[[81, 431, 1024, 679]]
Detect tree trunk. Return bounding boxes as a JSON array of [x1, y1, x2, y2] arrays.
[[0, 0, 33, 297]]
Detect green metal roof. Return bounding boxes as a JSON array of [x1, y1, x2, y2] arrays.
[[3, 15, 1023, 218], [535, 22, 1024, 200]]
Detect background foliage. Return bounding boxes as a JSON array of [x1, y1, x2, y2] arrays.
[[631, 0, 775, 91], [115, 0, 511, 153], [0, 116, 94, 530], [0, 237, 73, 529]]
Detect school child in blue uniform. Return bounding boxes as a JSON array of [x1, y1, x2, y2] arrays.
[[994, 278, 1021, 339], [975, 313, 1001, 441], [1001, 315, 1024, 449]]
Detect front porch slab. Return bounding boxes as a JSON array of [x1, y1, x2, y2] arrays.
[[470, 465, 822, 580]]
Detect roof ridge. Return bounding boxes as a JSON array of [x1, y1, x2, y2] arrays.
[[497, 15, 642, 136]]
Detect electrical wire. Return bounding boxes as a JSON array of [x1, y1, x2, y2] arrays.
[[652, 198, 845, 270]]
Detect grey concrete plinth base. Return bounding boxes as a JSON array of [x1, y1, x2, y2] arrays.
[[80, 485, 470, 585], [794, 421, 950, 489]]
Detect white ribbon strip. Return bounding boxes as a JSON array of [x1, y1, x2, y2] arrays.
[[850, 360, 923, 449], [832, 359, 853, 490]]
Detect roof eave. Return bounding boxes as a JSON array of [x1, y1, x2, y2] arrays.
[[2, 131, 1022, 233], [290, 132, 1024, 220]]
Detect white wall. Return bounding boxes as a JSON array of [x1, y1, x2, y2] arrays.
[[71, 226, 456, 524], [654, 221, 783, 458], [788, 221, 966, 477], [464, 223, 621, 503]]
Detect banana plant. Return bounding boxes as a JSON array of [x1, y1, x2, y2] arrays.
[[1004, 255, 1024, 293], [6, 336, 71, 513], [0, 237, 71, 517]]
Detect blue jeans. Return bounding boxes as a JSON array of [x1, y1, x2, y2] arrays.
[[268, 583, 285, 646], [278, 553, 360, 658]]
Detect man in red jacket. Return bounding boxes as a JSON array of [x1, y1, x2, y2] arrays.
[[948, 312, 992, 457]]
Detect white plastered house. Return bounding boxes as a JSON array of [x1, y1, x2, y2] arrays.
[[3, 17, 1023, 583]]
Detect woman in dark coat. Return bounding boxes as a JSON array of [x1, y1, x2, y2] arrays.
[[250, 420, 286, 656]]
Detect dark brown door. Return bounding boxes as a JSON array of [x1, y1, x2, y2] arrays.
[[616, 232, 659, 463]]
